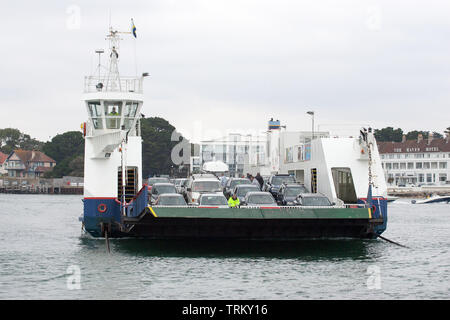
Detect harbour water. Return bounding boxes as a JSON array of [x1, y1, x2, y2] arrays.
[[0, 194, 448, 299]]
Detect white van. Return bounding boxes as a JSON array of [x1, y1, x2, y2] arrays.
[[184, 178, 223, 204]]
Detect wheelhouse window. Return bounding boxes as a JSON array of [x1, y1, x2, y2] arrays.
[[123, 102, 139, 129], [104, 101, 122, 129], [88, 101, 103, 129]]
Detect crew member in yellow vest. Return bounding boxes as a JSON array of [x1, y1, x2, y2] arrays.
[[108, 107, 119, 128], [109, 107, 119, 116], [228, 194, 240, 208]]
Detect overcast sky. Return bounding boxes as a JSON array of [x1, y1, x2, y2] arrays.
[[1, 0, 449, 142]]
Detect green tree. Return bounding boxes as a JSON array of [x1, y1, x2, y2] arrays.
[[0, 128, 43, 154], [405, 130, 429, 141], [68, 155, 84, 177], [374, 127, 403, 142], [141, 117, 190, 178], [43, 131, 84, 177]]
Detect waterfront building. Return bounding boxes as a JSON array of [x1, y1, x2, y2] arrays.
[[190, 156, 201, 174], [200, 133, 266, 177], [243, 120, 329, 181], [0, 151, 7, 175], [377, 133, 450, 186], [5, 150, 56, 178]]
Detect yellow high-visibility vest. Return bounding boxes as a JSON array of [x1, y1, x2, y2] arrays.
[[228, 197, 240, 207]]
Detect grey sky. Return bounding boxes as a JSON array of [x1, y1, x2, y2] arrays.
[[0, 0, 449, 142]]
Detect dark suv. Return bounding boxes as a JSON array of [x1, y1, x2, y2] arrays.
[[276, 184, 309, 205], [264, 174, 297, 198], [223, 178, 251, 199]]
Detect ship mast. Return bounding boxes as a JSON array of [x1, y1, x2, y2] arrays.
[[105, 28, 122, 91]]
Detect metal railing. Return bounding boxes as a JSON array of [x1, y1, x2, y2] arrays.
[[149, 203, 368, 209], [84, 76, 143, 94]]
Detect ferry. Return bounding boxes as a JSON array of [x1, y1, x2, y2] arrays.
[[79, 26, 388, 240]]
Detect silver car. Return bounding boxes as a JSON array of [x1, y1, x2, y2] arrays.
[[241, 191, 278, 207], [197, 193, 229, 208], [150, 183, 177, 204], [154, 193, 187, 206], [184, 178, 223, 204], [294, 193, 333, 206]]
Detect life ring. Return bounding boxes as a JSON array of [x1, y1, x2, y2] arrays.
[[98, 203, 107, 213]]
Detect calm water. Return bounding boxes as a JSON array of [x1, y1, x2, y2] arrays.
[[0, 194, 448, 299]]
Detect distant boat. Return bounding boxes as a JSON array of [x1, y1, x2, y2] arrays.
[[386, 196, 399, 203], [411, 195, 450, 204]]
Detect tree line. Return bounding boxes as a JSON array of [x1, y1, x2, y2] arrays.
[[0, 117, 196, 178], [374, 127, 450, 142]]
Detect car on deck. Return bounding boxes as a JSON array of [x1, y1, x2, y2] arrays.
[[293, 193, 334, 206], [150, 183, 177, 204], [154, 193, 187, 206], [263, 174, 297, 199], [223, 178, 251, 199], [232, 184, 260, 202], [147, 177, 171, 192], [184, 178, 223, 204], [276, 184, 309, 205], [197, 193, 229, 208], [241, 191, 278, 207]]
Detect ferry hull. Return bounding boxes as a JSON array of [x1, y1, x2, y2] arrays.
[[81, 185, 386, 240], [120, 207, 384, 240], [125, 217, 382, 239], [82, 198, 122, 237]]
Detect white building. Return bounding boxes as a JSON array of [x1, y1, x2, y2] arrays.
[[0, 152, 7, 175], [200, 133, 266, 177], [378, 133, 450, 186], [190, 156, 201, 174], [244, 120, 329, 180]]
